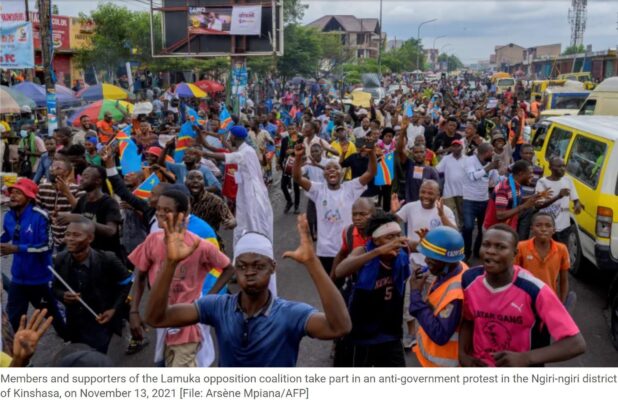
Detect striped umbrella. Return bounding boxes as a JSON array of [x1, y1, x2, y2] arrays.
[[68, 100, 134, 127], [77, 83, 131, 101], [194, 79, 224, 94], [0, 85, 37, 114], [173, 82, 208, 98]]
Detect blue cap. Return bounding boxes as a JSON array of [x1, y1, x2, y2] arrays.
[[230, 126, 248, 139], [419, 226, 465, 263]]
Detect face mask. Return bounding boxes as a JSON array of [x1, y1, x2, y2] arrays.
[[19, 130, 28, 138]]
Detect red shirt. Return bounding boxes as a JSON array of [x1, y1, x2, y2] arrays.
[[216, 149, 238, 201], [340, 226, 369, 254], [483, 178, 521, 230]]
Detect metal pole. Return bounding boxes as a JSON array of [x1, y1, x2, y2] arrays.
[[416, 18, 437, 71], [38, 0, 57, 136], [378, 0, 383, 74], [432, 35, 446, 70]]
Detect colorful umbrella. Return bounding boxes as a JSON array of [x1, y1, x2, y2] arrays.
[[77, 83, 131, 102], [173, 82, 207, 98], [11, 81, 81, 107], [68, 100, 134, 127], [194, 80, 224, 94], [0, 85, 37, 114], [55, 84, 76, 97]]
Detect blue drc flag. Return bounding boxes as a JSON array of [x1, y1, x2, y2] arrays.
[[117, 126, 142, 175], [405, 103, 414, 118], [218, 105, 234, 134], [374, 152, 395, 186], [133, 173, 160, 200], [174, 121, 197, 163], [185, 105, 206, 128]]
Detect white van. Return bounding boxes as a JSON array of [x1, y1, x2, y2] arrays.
[[578, 77, 618, 116]]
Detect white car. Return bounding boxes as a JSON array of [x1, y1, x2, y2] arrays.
[[387, 84, 410, 95]]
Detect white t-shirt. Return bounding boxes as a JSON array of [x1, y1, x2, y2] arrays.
[[463, 155, 491, 202], [396, 200, 456, 265], [436, 154, 466, 198], [406, 124, 425, 148], [302, 158, 328, 183], [353, 126, 370, 139], [306, 178, 366, 257], [535, 176, 579, 232]]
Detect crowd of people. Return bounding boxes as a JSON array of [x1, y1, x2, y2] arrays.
[[0, 73, 588, 368]]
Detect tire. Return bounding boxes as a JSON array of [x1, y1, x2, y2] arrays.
[[568, 225, 585, 277]]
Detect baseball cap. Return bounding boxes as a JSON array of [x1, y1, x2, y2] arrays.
[[8, 178, 38, 200], [145, 146, 163, 157], [230, 126, 248, 139], [451, 139, 464, 146]]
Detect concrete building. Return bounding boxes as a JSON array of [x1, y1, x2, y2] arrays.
[[494, 43, 525, 68], [306, 15, 385, 59]]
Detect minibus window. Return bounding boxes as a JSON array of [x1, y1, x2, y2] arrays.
[[546, 127, 572, 161], [578, 100, 596, 116], [566, 136, 607, 189]]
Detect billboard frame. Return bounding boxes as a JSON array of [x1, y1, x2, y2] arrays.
[[149, 0, 283, 58]]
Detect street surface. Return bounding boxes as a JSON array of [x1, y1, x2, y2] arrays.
[[2, 179, 618, 367]]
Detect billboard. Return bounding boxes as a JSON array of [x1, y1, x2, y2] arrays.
[[70, 17, 95, 50], [30, 12, 71, 51], [153, 0, 282, 57], [0, 21, 34, 69], [0, 0, 27, 22]]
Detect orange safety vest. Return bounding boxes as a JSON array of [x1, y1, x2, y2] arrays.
[[508, 119, 525, 145], [414, 263, 468, 367]]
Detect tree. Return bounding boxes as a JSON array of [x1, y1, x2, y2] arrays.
[[562, 44, 585, 55], [277, 25, 322, 80], [438, 53, 464, 72], [377, 38, 424, 73], [318, 33, 353, 77], [283, 0, 308, 24]]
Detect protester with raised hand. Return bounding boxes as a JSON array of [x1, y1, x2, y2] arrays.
[[145, 213, 351, 367]]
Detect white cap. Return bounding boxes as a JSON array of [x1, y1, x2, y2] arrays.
[[20, 105, 32, 113], [233, 232, 274, 264]]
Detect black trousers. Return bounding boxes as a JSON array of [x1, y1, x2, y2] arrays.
[[334, 339, 406, 367], [281, 174, 300, 209], [307, 199, 317, 239], [378, 185, 392, 212]]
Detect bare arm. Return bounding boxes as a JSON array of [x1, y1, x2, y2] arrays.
[[292, 144, 311, 191], [558, 270, 569, 304], [459, 319, 488, 367], [358, 147, 377, 186], [206, 265, 235, 295], [494, 333, 586, 367], [283, 215, 351, 339]]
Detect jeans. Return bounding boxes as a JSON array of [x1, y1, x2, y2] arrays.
[[7, 282, 66, 336], [463, 200, 488, 259], [443, 196, 464, 229], [517, 209, 535, 241], [281, 174, 300, 209]]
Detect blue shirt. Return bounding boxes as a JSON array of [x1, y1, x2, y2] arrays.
[[196, 293, 316, 367], [33, 152, 53, 184], [1, 203, 53, 285], [165, 162, 221, 191], [409, 264, 463, 346]]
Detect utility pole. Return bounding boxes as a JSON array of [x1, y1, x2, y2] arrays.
[[24, 0, 34, 81], [377, 0, 383, 75], [38, 0, 57, 135]]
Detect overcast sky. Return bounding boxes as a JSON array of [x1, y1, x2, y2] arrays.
[[46, 0, 618, 64]]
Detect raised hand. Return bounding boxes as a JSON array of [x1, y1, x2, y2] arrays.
[[12, 309, 53, 365], [282, 214, 316, 265], [161, 212, 200, 263], [376, 237, 409, 258], [294, 143, 305, 158], [390, 193, 402, 213]]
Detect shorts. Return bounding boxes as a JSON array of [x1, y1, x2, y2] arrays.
[[164, 342, 200, 367]]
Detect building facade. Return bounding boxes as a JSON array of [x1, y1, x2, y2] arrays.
[[306, 15, 385, 59]]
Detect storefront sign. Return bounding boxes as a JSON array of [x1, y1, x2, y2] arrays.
[[30, 12, 71, 51], [0, 22, 34, 69]]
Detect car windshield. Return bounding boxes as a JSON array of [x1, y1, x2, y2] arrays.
[[497, 79, 515, 86]]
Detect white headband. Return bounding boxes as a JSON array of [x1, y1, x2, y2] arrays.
[[372, 222, 402, 239], [233, 232, 274, 264]]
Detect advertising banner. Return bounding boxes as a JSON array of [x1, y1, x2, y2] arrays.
[[230, 6, 262, 36], [70, 17, 95, 50], [188, 7, 232, 35], [0, 0, 27, 22], [0, 22, 34, 69]]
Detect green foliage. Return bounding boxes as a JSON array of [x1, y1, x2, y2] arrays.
[[380, 38, 425, 73], [438, 53, 463, 72], [283, 0, 309, 24], [277, 25, 322, 79], [562, 44, 585, 55]]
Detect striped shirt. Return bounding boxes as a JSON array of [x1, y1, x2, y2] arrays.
[[35, 182, 84, 246]]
